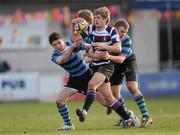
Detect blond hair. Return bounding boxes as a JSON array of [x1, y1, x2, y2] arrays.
[[77, 9, 94, 25], [94, 7, 110, 24]]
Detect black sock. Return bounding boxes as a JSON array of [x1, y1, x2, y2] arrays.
[[83, 89, 96, 112], [110, 99, 130, 120]]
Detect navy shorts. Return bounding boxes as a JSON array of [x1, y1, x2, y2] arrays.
[[65, 69, 93, 94], [110, 54, 138, 86], [90, 62, 115, 82]]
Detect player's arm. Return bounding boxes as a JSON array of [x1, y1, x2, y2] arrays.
[[88, 46, 95, 59], [84, 56, 93, 63], [81, 44, 93, 64], [93, 42, 121, 54], [109, 42, 122, 54], [83, 43, 91, 51], [121, 36, 132, 58], [55, 43, 79, 64], [70, 18, 82, 42], [106, 36, 132, 63], [103, 53, 126, 63], [88, 46, 104, 60], [70, 18, 89, 42]]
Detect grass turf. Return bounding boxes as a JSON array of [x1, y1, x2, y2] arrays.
[[0, 97, 180, 135]]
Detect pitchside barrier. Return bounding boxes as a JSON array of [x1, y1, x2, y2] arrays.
[[39, 75, 85, 102], [59, 72, 180, 101], [64, 72, 180, 100], [0, 72, 39, 101], [121, 72, 180, 98], [0, 72, 180, 102]]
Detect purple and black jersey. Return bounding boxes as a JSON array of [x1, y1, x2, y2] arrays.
[[87, 25, 121, 66]]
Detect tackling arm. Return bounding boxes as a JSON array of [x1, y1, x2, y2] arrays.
[[93, 42, 122, 54], [55, 43, 79, 64]]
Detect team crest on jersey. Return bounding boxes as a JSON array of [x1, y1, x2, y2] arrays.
[[103, 36, 106, 42], [116, 37, 120, 42]]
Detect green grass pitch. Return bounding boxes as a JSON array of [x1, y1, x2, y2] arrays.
[[0, 97, 180, 135]]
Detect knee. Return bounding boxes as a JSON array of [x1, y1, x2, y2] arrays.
[[103, 95, 115, 105], [56, 97, 66, 106], [113, 94, 120, 100], [88, 81, 96, 90], [127, 84, 141, 96], [99, 100, 109, 107], [112, 91, 120, 99]]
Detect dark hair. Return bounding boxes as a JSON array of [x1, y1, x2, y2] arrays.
[[48, 32, 62, 45]]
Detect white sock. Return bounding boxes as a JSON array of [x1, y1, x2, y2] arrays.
[[82, 109, 87, 115]]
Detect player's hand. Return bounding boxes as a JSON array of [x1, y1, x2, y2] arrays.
[[101, 51, 110, 60], [71, 18, 85, 25], [70, 42, 80, 50], [75, 38, 83, 45], [93, 43, 108, 51], [94, 50, 104, 59], [71, 18, 86, 33], [84, 56, 93, 63]]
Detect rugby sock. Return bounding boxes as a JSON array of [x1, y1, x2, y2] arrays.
[[110, 99, 130, 120], [118, 96, 131, 116], [134, 95, 149, 118], [83, 89, 96, 112], [58, 104, 72, 126], [118, 96, 128, 112]]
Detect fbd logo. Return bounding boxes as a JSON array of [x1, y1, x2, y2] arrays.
[[1, 80, 26, 90]]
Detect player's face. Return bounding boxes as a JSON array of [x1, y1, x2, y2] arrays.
[[116, 26, 127, 39], [94, 14, 106, 29], [51, 39, 65, 51]]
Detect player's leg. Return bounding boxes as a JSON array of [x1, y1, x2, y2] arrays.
[[76, 64, 114, 122], [76, 72, 106, 122], [84, 72, 106, 111], [125, 56, 152, 128], [110, 84, 141, 127], [126, 81, 152, 128], [96, 91, 110, 107], [107, 85, 128, 115], [56, 87, 77, 130], [110, 85, 128, 126], [109, 57, 140, 127], [98, 82, 134, 128], [107, 66, 128, 115]]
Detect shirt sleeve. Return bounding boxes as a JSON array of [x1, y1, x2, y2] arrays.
[[51, 51, 61, 64], [73, 44, 85, 53], [122, 36, 132, 57], [110, 27, 121, 45]]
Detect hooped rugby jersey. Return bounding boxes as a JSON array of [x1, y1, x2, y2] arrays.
[[51, 41, 89, 77], [87, 25, 121, 66], [121, 34, 133, 58]]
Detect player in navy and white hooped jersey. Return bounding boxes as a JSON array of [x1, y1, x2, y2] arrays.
[[87, 24, 121, 65], [76, 7, 135, 128]]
